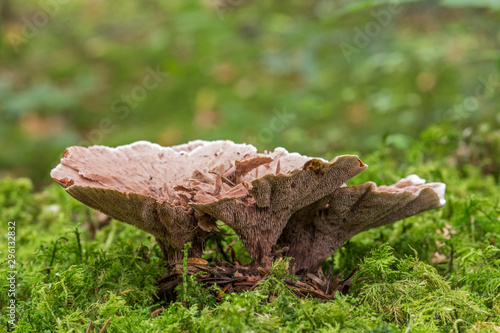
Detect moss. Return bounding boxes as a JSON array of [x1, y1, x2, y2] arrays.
[[257, 257, 297, 297], [2, 122, 500, 332]]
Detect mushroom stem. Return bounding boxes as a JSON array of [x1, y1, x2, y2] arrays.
[[156, 238, 204, 263]]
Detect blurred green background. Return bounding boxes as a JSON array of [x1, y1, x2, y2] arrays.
[[1, 0, 499, 187]]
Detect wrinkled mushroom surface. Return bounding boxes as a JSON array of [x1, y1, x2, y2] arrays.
[[279, 175, 445, 272], [51, 140, 445, 269]]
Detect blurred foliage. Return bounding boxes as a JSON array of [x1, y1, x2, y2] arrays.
[[0, 0, 499, 185], [1, 0, 500, 331]]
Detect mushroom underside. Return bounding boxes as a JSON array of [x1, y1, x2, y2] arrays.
[[51, 140, 445, 270]]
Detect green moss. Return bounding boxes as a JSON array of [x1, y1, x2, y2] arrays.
[[257, 257, 297, 297], [2, 121, 500, 332], [354, 245, 490, 330]]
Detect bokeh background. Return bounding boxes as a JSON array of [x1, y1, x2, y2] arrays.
[[1, 0, 499, 187]]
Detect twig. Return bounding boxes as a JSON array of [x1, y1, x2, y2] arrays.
[[182, 242, 191, 306], [448, 243, 454, 274], [85, 321, 92, 333], [271, 246, 289, 257], [74, 227, 83, 264], [151, 308, 164, 316], [99, 317, 112, 333]]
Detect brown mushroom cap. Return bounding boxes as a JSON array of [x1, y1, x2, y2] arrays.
[[51, 140, 256, 261], [279, 175, 446, 272], [51, 140, 445, 268], [51, 140, 365, 262], [191, 155, 368, 263]]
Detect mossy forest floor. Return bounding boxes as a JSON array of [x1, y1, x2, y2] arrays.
[[1, 124, 500, 332]]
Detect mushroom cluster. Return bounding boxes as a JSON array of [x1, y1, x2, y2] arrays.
[[51, 140, 445, 271]]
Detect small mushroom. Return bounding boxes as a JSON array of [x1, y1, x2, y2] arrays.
[[51, 140, 446, 270], [278, 175, 446, 272]]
